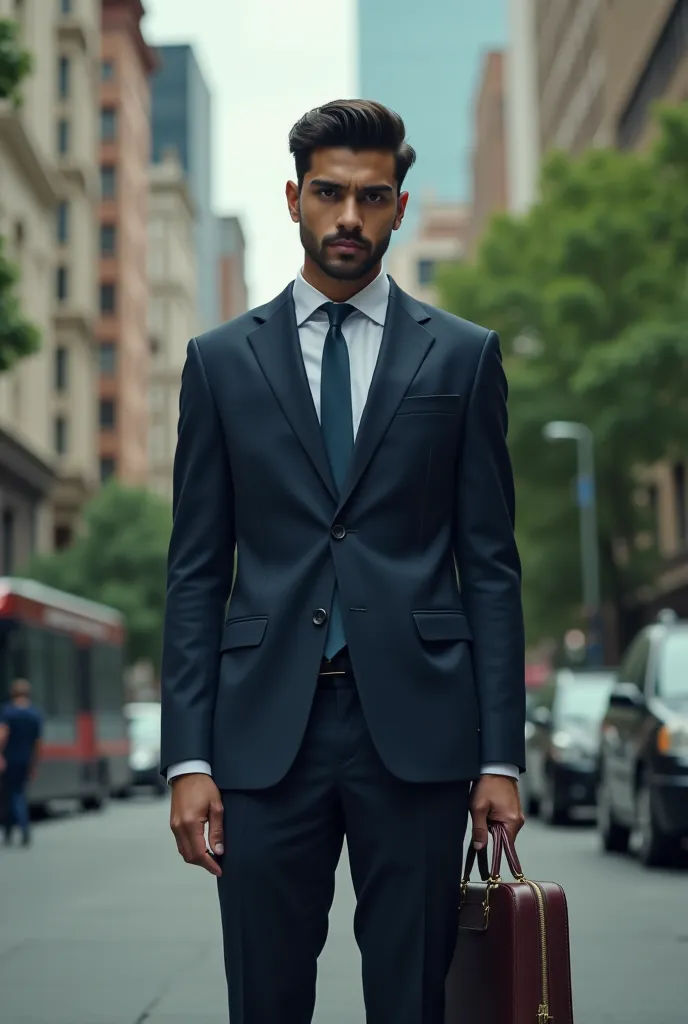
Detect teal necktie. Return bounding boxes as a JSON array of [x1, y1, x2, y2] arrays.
[[320, 302, 355, 658]]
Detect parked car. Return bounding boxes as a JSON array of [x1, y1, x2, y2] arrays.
[[523, 668, 616, 824], [597, 614, 688, 867], [125, 702, 166, 795]]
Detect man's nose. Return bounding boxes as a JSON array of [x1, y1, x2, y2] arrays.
[[336, 197, 363, 233]]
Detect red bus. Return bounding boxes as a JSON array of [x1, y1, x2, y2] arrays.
[[0, 577, 131, 812]]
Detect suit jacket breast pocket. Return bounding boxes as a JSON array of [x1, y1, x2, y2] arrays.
[[396, 394, 462, 417]]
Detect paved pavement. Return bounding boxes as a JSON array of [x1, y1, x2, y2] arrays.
[[1, 795, 687, 1023]]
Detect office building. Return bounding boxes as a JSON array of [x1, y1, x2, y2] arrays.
[[602, 0, 688, 151], [468, 51, 509, 255], [98, 0, 156, 487], [52, 0, 101, 548], [0, 0, 102, 567], [217, 216, 248, 322], [151, 44, 216, 330], [505, 0, 540, 212], [534, 0, 608, 155], [147, 149, 197, 499], [357, 0, 506, 229]]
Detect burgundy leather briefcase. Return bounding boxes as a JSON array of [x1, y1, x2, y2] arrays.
[[445, 822, 574, 1024]]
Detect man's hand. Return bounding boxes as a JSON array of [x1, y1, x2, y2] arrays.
[[170, 773, 224, 877], [470, 774, 525, 851]]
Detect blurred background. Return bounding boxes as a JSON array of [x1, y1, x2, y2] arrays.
[[0, 1, 687, 1023]]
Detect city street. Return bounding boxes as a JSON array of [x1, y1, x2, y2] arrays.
[[1, 796, 687, 1024]]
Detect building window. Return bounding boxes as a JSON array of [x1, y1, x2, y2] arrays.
[[57, 118, 70, 155], [100, 457, 116, 482], [57, 201, 69, 244], [56, 265, 69, 301], [100, 223, 116, 257], [2, 509, 15, 575], [101, 60, 114, 82], [417, 259, 436, 287], [99, 399, 115, 429], [101, 107, 117, 142], [100, 164, 116, 199], [58, 56, 70, 99], [100, 283, 116, 314], [55, 345, 68, 391], [99, 341, 116, 376], [54, 415, 68, 455], [54, 525, 72, 550]]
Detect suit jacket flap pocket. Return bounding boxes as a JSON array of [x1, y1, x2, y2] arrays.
[[413, 611, 472, 642], [397, 394, 461, 416], [221, 616, 268, 651]]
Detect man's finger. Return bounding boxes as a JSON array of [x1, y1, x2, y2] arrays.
[[207, 799, 225, 857], [470, 801, 490, 850]]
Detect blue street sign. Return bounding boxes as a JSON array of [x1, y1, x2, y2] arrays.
[[577, 474, 594, 507]]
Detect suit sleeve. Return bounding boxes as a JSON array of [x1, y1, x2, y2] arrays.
[[454, 330, 526, 772], [160, 338, 235, 774]]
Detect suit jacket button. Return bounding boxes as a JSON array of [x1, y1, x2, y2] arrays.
[[312, 608, 328, 626], [331, 524, 347, 540]]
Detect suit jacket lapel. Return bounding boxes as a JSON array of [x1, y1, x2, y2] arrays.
[[337, 280, 435, 512], [247, 285, 338, 500]]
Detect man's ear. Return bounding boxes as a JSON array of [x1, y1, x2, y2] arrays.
[[394, 191, 409, 231], [286, 180, 300, 224]]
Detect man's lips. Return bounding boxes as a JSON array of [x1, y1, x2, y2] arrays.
[[328, 240, 366, 252]]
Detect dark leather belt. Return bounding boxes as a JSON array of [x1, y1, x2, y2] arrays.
[[317, 646, 352, 686]]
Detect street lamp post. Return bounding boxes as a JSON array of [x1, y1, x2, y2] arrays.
[[543, 420, 603, 665]]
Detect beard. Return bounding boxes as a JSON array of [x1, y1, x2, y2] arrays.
[[299, 219, 394, 281]]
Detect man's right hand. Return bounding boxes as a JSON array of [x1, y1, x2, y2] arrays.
[[170, 773, 224, 877]]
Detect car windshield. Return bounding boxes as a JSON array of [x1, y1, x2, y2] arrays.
[[658, 633, 688, 700], [128, 712, 160, 744], [554, 675, 614, 725]]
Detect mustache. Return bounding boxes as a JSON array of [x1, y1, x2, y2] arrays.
[[322, 232, 372, 250]]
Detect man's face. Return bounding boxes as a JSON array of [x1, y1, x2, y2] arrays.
[[287, 148, 408, 281]]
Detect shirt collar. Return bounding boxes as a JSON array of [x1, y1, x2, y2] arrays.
[[292, 266, 390, 328]]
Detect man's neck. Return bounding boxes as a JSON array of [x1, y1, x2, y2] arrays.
[[301, 257, 381, 303], [12, 698, 30, 709]]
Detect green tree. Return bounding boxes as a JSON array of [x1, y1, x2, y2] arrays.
[[439, 103, 688, 648], [0, 18, 40, 370], [27, 483, 172, 671], [0, 18, 32, 105]]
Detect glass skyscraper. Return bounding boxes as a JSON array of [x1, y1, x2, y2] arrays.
[[151, 44, 217, 330], [357, 0, 506, 228]]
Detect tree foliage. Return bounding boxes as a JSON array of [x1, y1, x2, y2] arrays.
[[27, 484, 172, 671], [0, 18, 40, 370], [438, 103, 688, 646], [0, 18, 32, 105]]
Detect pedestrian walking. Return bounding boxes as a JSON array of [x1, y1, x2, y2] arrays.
[[161, 99, 526, 1024], [0, 679, 43, 847]]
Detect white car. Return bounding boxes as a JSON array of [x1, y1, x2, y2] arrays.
[[125, 702, 166, 795]]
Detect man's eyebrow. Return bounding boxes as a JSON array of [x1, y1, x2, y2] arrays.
[[309, 179, 395, 193]]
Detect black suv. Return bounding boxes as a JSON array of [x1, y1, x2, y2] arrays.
[[523, 668, 616, 825], [597, 615, 688, 867]]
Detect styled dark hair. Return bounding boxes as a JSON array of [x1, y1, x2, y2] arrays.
[[289, 99, 416, 192]]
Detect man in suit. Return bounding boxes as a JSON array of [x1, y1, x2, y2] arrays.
[[161, 99, 526, 1024]]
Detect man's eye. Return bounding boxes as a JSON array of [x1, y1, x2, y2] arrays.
[[366, 193, 383, 203], [319, 188, 337, 199]]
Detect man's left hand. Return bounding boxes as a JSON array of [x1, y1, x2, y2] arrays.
[[470, 774, 525, 851]]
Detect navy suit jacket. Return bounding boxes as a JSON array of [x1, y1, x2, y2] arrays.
[[160, 278, 526, 789]]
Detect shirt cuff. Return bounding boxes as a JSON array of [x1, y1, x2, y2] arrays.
[[166, 759, 212, 785], [479, 762, 519, 779]]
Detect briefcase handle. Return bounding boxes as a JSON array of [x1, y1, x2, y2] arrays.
[[462, 822, 526, 886]]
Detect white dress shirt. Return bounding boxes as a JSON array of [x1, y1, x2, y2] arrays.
[[167, 268, 518, 783]]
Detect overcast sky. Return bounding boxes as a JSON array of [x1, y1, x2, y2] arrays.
[[143, 0, 357, 305]]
